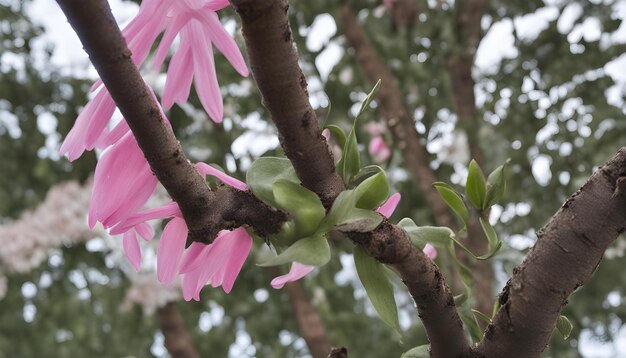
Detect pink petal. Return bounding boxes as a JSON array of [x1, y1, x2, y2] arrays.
[[270, 262, 315, 289], [88, 132, 157, 228], [179, 242, 211, 274], [135, 222, 154, 241], [192, 228, 252, 295], [188, 21, 223, 122], [157, 217, 188, 285], [122, 230, 142, 272], [423, 243, 438, 260], [182, 268, 203, 301], [368, 136, 391, 162], [110, 201, 181, 235], [60, 87, 116, 161], [199, 11, 249, 76], [196, 162, 247, 191], [376, 193, 401, 218], [163, 44, 194, 109], [152, 13, 188, 71]]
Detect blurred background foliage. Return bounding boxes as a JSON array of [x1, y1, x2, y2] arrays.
[[0, 0, 625, 357]]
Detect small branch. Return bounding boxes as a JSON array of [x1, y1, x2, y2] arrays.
[[348, 222, 468, 357], [477, 148, 626, 357], [227, 0, 344, 208], [156, 303, 200, 358], [230, 1, 471, 355], [284, 279, 332, 358], [54, 0, 286, 243]]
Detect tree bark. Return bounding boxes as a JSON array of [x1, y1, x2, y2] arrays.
[[224, 0, 344, 208], [477, 148, 626, 357], [156, 303, 200, 358]]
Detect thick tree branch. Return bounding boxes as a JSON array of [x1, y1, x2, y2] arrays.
[[156, 303, 200, 358], [477, 148, 626, 357], [55, 0, 286, 243], [226, 0, 344, 208], [229, 1, 470, 355]]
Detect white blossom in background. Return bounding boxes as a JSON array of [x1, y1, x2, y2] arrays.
[[0, 180, 181, 314], [122, 274, 181, 315], [0, 180, 96, 274]]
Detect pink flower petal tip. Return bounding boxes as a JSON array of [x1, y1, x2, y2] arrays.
[[271, 262, 315, 289]]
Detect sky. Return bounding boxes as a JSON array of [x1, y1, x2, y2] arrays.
[[3, 0, 626, 357]]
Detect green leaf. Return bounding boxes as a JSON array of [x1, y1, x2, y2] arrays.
[[354, 172, 390, 210], [472, 309, 492, 325], [324, 124, 347, 150], [459, 302, 483, 342], [259, 236, 330, 267], [433, 182, 469, 225], [337, 126, 360, 184], [466, 159, 487, 209], [484, 160, 509, 208], [319, 190, 356, 232], [357, 79, 382, 118], [334, 208, 383, 233], [350, 165, 384, 187], [397, 218, 454, 248], [273, 180, 325, 237], [400, 345, 430, 358], [556, 315, 573, 340], [354, 245, 402, 339], [247, 157, 298, 206], [478, 217, 502, 260]]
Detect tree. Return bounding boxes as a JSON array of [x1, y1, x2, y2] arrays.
[[1, 0, 625, 357]]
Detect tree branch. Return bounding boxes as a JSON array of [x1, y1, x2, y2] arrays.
[[156, 303, 200, 358], [54, 0, 286, 243], [477, 148, 626, 357], [226, 0, 344, 208], [229, 2, 471, 355]]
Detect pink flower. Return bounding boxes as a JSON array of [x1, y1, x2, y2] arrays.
[[111, 165, 252, 297], [122, 0, 248, 122], [180, 228, 252, 300], [369, 135, 391, 163], [376, 193, 401, 218], [59, 86, 116, 161], [270, 262, 315, 289], [88, 130, 158, 229]]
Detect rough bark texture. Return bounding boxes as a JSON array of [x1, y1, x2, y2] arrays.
[[477, 148, 626, 357], [156, 303, 200, 358], [228, 0, 344, 208], [230, 1, 471, 356], [284, 280, 332, 358], [55, 0, 286, 243]]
